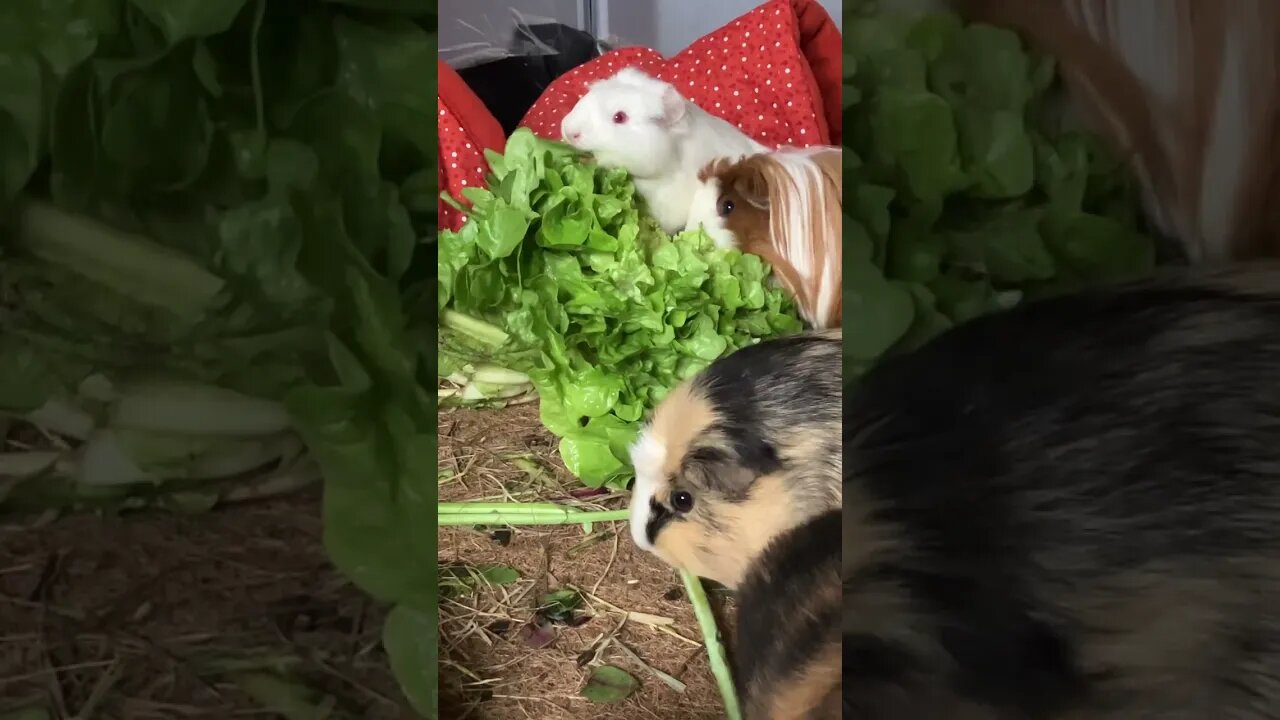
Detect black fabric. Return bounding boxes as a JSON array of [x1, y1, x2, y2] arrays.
[[456, 22, 604, 136]]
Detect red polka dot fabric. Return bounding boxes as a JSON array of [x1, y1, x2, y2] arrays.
[[519, 0, 831, 150], [438, 59, 508, 232], [438, 100, 489, 231]]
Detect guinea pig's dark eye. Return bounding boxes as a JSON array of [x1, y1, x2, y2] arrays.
[[671, 491, 694, 513], [612, 110, 628, 124], [717, 196, 735, 217]]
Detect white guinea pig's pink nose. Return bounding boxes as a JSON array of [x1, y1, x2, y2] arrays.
[[561, 118, 581, 143]]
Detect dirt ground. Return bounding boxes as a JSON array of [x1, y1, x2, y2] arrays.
[[0, 402, 734, 720], [438, 405, 734, 720], [0, 489, 412, 719]]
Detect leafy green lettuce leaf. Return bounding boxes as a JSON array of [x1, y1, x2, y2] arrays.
[[841, 4, 1156, 382], [1, 1, 438, 716], [438, 129, 804, 487]]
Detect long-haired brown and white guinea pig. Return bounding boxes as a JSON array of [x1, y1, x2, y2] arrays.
[[688, 146, 842, 330], [627, 330, 841, 590], [842, 264, 1280, 719]]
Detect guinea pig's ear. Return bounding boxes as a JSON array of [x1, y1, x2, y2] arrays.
[[814, 147, 843, 195], [726, 159, 772, 211], [657, 85, 687, 128], [697, 158, 735, 183], [682, 443, 763, 499]]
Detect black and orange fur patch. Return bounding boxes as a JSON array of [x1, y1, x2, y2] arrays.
[[735, 510, 841, 720], [841, 266, 1280, 719]]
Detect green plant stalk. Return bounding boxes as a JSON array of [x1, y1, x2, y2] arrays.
[[440, 502, 593, 513], [682, 569, 742, 720], [437, 507, 630, 526]]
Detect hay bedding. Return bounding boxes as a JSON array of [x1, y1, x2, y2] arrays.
[[438, 405, 731, 720], [0, 405, 731, 720], [0, 490, 410, 718]]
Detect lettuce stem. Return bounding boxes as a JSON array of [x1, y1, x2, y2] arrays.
[[0, 451, 61, 478], [110, 381, 291, 436], [14, 198, 225, 315], [441, 310, 509, 347], [472, 365, 530, 385]]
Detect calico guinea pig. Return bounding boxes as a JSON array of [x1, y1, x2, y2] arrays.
[[735, 509, 842, 720], [689, 147, 842, 330], [841, 265, 1280, 719], [628, 330, 841, 589]]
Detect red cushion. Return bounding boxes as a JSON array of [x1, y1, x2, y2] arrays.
[[792, 0, 843, 145], [437, 60, 506, 232], [519, 0, 834, 148]]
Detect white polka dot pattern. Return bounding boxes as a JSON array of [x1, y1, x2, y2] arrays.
[[437, 96, 490, 231]]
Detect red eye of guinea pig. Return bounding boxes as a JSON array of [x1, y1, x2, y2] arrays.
[[717, 196, 735, 217], [612, 111, 628, 124]]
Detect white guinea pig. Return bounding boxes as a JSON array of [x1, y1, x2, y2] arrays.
[[560, 67, 768, 234]]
